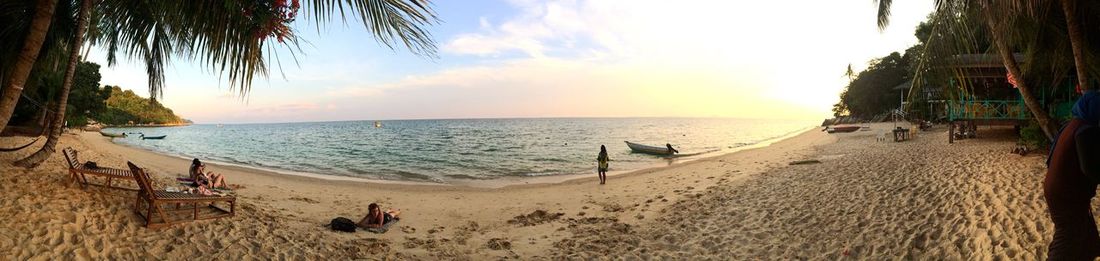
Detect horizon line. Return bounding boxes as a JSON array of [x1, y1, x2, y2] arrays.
[[186, 115, 824, 125]]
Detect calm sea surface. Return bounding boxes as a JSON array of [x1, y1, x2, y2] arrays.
[[107, 118, 815, 183]]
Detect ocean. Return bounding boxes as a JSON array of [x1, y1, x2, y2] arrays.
[[106, 118, 816, 183]]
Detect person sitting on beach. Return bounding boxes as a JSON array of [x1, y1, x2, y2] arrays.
[[1044, 90, 1100, 260], [357, 203, 401, 228], [665, 143, 679, 154], [597, 145, 610, 185], [189, 159, 228, 189]]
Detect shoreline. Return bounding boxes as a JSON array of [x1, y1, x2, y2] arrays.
[[3, 122, 1066, 259], [97, 126, 817, 189], [1, 122, 838, 259]]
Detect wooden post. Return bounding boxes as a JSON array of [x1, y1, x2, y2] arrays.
[[949, 121, 955, 143]]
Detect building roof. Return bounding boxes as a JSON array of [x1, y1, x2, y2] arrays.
[[892, 80, 912, 91]]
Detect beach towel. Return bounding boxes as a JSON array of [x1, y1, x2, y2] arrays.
[[177, 177, 199, 187], [176, 177, 236, 194], [364, 219, 399, 234]]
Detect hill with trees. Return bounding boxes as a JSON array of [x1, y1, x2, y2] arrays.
[[96, 86, 190, 126]]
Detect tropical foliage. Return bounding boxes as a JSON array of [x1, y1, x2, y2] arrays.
[[64, 60, 110, 126], [834, 52, 912, 118], [873, 0, 1100, 139], [96, 86, 186, 125]]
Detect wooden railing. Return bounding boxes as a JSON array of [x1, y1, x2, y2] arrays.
[[947, 100, 1028, 121]]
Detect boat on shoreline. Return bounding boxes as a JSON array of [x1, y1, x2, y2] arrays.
[[99, 131, 126, 138], [625, 141, 676, 155], [825, 125, 862, 133], [140, 135, 167, 140]]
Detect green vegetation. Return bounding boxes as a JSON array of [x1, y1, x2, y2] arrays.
[[96, 86, 188, 126], [7, 61, 183, 127], [9, 60, 108, 128], [1019, 120, 1050, 149], [65, 61, 111, 127], [834, 52, 912, 119]]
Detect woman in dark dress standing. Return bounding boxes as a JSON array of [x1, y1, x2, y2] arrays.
[[1044, 90, 1100, 260]]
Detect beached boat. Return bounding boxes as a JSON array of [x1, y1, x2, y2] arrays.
[[625, 141, 676, 155], [140, 135, 167, 140], [826, 125, 861, 133], [100, 131, 126, 138]]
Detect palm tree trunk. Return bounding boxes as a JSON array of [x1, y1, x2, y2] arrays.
[[36, 100, 51, 128], [1061, 0, 1090, 91], [986, 17, 1058, 141], [15, 0, 92, 168], [0, 0, 58, 136]]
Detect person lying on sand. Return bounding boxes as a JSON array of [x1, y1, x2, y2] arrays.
[[190, 159, 228, 189], [357, 203, 401, 228]]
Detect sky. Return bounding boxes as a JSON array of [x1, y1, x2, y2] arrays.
[[87, 0, 933, 124]]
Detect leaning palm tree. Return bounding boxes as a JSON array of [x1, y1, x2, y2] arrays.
[[0, 0, 58, 136], [0, 0, 438, 147], [14, 0, 91, 168]]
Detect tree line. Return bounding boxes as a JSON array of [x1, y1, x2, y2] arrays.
[[840, 1, 1100, 143], [98, 85, 188, 126]]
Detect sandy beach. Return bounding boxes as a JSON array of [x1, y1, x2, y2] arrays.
[[0, 122, 1093, 259]]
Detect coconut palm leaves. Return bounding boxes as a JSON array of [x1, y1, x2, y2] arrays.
[[0, 0, 438, 142], [15, 0, 92, 168], [88, 0, 438, 99]]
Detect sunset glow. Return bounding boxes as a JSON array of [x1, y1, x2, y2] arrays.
[[89, 0, 933, 123]]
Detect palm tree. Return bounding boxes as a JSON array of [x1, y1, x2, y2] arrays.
[[874, 0, 1060, 139], [844, 63, 855, 82], [0, 0, 58, 137], [0, 0, 438, 142], [14, 0, 91, 168], [1060, 0, 1090, 91]]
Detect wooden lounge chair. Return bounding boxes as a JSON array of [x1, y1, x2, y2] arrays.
[[63, 147, 137, 192], [126, 162, 236, 228]]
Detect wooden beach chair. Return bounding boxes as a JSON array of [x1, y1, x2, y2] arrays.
[[126, 162, 236, 229], [63, 147, 138, 192]]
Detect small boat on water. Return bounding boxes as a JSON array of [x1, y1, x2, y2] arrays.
[[625, 141, 677, 155], [140, 135, 166, 140], [100, 131, 126, 138], [826, 125, 862, 133]]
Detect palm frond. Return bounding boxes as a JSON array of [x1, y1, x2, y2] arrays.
[[875, 0, 892, 31], [86, 0, 438, 99]]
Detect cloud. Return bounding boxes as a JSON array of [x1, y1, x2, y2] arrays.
[[91, 0, 933, 123], [316, 57, 815, 120], [423, 0, 934, 120], [441, 0, 608, 58]]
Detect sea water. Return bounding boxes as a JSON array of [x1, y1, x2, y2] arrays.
[[107, 118, 816, 183]]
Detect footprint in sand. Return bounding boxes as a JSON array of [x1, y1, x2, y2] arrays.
[[288, 197, 319, 204]]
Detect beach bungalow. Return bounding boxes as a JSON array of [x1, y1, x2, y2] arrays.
[[918, 54, 1077, 143]]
